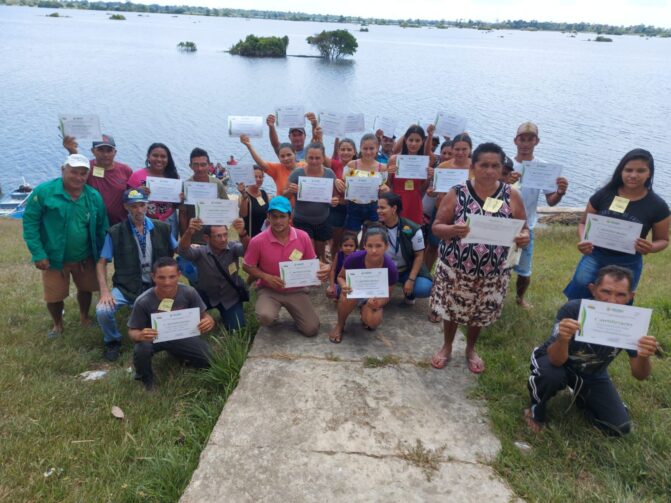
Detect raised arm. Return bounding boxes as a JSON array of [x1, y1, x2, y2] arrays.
[[267, 114, 280, 156], [240, 134, 269, 171]]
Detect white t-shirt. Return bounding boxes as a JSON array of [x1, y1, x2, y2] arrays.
[[512, 156, 553, 229], [385, 223, 425, 270]]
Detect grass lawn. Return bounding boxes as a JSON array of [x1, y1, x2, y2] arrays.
[[0, 219, 258, 502], [478, 225, 671, 502]]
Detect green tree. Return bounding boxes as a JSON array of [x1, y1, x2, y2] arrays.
[[306, 29, 357, 59], [229, 35, 289, 57]]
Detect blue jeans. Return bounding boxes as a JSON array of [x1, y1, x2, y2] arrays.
[[398, 270, 433, 300], [345, 201, 378, 231], [96, 287, 134, 344], [563, 249, 642, 300], [198, 289, 246, 331], [513, 228, 534, 277]]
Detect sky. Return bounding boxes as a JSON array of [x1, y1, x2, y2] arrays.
[[132, 0, 671, 27]]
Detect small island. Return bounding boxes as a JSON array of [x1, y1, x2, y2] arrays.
[[594, 35, 613, 42], [109, 14, 126, 20], [177, 41, 197, 52], [306, 29, 358, 60], [229, 35, 289, 57]]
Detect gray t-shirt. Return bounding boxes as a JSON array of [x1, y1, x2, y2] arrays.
[[288, 167, 335, 224], [128, 284, 206, 329]]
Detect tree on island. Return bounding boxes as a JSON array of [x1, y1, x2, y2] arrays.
[[109, 14, 125, 20], [177, 41, 197, 52], [306, 29, 358, 59], [229, 35, 289, 57]]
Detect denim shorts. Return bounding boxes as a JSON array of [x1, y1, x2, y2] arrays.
[[345, 201, 378, 231], [513, 228, 535, 277]]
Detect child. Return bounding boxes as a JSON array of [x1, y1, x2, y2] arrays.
[[326, 232, 359, 299]]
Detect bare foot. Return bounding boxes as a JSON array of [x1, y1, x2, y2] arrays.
[[329, 326, 343, 344], [466, 351, 485, 374], [523, 409, 545, 433], [430, 345, 452, 369], [80, 316, 94, 327], [516, 297, 533, 310]]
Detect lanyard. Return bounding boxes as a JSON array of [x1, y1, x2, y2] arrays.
[[129, 217, 148, 258]]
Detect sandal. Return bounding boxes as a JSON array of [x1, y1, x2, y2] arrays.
[[467, 353, 485, 374], [329, 328, 343, 344], [430, 351, 451, 369], [428, 311, 441, 323]]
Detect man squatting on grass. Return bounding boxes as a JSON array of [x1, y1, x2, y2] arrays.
[[525, 265, 658, 435]]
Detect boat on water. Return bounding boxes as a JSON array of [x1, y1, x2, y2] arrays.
[[0, 180, 33, 218]]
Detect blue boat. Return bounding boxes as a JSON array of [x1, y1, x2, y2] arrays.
[[0, 180, 32, 219]]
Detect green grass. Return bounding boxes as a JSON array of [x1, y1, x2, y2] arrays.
[[0, 219, 258, 502], [477, 225, 671, 502]]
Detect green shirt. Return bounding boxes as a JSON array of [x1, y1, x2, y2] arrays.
[[63, 194, 92, 263]]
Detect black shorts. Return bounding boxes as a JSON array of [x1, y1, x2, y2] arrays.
[[293, 217, 333, 242]]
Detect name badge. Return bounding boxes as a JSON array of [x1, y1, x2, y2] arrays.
[[228, 262, 238, 275], [404, 180, 414, 191], [158, 298, 174, 312], [483, 197, 503, 213], [92, 166, 105, 178], [609, 196, 630, 213], [256, 196, 266, 206], [289, 249, 303, 261]]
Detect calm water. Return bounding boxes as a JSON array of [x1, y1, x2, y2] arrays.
[[1, 5, 670, 205]]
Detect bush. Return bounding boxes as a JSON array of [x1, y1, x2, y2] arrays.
[[177, 41, 198, 52], [229, 35, 289, 57], [595, 35, 613, 42], [306, 29, 358, 59], [109, 14, 126, 20]]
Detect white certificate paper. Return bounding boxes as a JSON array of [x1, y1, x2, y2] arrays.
[[433, 168, 468, 192], [279, 259, 321, 288], [228, 116, 264, 137], [576, 299, 652, 351], [276, 106, 306, 128], [521, 161, 562, 191], [373, 116, 397, 137], [346, 268, 389, 299], [195, 199, 238, 225], [319, 112, 345, 136], [396, 155, 429, 179], [462, 214, 525, 247], [297, 176, 334, 203], [583, 214, 643, 255], [58, 114, 101, 140], [228, 164, 257, 187], [183, 181, 218, 205], [434, 113, 467, 138], [146, 176, 183, 203], [151, 307, 200, 343], [345, 175, 381, 203], [343, 113, 365, 133]]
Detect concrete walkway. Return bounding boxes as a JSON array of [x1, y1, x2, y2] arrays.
[[181, 291, 519, 502]]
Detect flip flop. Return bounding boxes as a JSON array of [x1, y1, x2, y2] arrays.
[[47, 328, 63, 340], [430, 352, 451, 369], [428, 311, 441, 323], [329, 330, 343, 344], [467, 354, 485, 374]]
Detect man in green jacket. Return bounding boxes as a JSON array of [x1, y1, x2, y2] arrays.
[[23, 154, 109, 339]]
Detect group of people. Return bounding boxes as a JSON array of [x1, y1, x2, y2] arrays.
[[22, 115, 669, 435]]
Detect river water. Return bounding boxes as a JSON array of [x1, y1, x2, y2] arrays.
[[1, 5, 669, 205]]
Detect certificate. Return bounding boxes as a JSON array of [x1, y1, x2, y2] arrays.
[[434, 113, 467, 138], [297, 176, 334, 203], [346, 268, 389, 299], [521, 161, 562, 191], [228, 164, 257, 187], [276, 106, 305, 129], [228, 116, 264, 137], [151, 307, 201, 343], [146, 176, 182, 203], [58, 114, 101, 140], [462, 214, 525, 247], [319, 112, 345, 136], [195, 199, 239, 225], [583, 214, 642, 255], [373, 116, 397, 137], [343, 113, 365, 133], [396, 155, 429, 179], [279, 259, 321, 288], [433, 168, 468, 192], [576, 299, 652, 351], [183, 181, 217, 205], [345, 175, 381, 203]]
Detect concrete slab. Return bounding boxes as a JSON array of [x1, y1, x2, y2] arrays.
[[181, 290, 519, 502]]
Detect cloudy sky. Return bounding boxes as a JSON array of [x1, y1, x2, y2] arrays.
[[135, 0, 671, 27]]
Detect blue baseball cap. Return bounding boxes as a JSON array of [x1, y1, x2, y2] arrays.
[[123, 188, 148, 204], [267, 196, 292, 215]]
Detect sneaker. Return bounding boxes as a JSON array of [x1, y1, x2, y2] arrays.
[[103, 342, 121, 362]]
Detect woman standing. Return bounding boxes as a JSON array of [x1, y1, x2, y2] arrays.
[[240, 135, 299, 199], [563, 149, 669, 300], [238, 166, 270, 238], [430, 142, 529, 373]]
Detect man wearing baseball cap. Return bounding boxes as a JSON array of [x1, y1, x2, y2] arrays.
[[23, 154, 109, 339], [266, 112, 319, 162], [63, 133, 133, 225], [510, 122, 569, 308], [95, 189, 177, 361], [243, 196, 330, 336]]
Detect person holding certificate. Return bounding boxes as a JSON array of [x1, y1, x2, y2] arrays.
[[564, 148, 669, 300], [127, 143, 182, 237], [509, 122, 568, 309], [237, 167, 270, 238], [128, 257, 214, 391], [243, 196, 330, 337], [240, 134, 300, 201], [328, 226, 398, 343], [285, 142, 338, 261], [430, 143, 529, 373], [386, 125, 431, 225], [525, 265, 658, 435], [267, 112, 316, 162]]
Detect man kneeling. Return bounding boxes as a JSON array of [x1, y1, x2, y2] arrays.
[[128, 257, 215, 390], [525, 265, 657, 435]]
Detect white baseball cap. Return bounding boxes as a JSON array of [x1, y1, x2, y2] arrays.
[[64, 154, 90, 170]]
